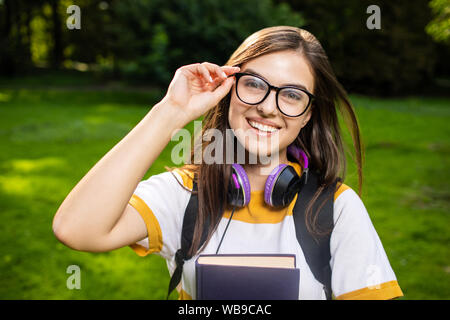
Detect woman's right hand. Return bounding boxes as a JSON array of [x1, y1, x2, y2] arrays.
[[161, 62, 240, 123]]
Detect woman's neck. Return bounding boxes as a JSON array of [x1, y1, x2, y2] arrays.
[[242, 151, 289, 192]]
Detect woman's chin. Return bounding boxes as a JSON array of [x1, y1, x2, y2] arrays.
[[231, 127, 285, 165], [242, 142, 284, 164]]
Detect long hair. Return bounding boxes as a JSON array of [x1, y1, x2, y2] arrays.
[[171, 26, 364, 256]]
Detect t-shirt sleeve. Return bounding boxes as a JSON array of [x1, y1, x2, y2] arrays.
[[127, 169, 193, 260], [330, 186, 404, 300]]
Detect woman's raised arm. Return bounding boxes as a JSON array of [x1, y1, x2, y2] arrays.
[[52, 62, 239, 252]]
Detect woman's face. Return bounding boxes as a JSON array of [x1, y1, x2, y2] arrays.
[[228, 50, 315, 162]]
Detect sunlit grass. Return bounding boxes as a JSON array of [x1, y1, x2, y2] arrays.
[[0, 92, 11, 102], [0, 86, 448, 299]]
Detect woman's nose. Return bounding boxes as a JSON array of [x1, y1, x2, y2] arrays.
[[256, 90, 278, 115]]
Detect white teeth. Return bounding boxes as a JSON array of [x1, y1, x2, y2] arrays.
[[248, 120, 278, 133]]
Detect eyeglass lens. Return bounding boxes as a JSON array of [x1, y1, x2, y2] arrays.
[[236, 74, 310, 116]]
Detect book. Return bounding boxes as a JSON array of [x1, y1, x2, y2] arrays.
[[195, 254, 300, 300]]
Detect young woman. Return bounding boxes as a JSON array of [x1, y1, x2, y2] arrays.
[[52, 26, 403, 300]]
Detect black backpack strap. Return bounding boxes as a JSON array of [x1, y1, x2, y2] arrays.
[[292, 170, 336, 300], [167, 170, 337, 300], [166, 179, 199, 299], [167, 179, 210, 299]]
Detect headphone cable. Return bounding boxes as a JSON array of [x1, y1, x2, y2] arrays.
[[215, 206, 236, 254]]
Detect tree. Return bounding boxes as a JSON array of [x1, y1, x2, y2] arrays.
[[0, 0, 39, 75], [276, 0, 442, 95], [426, 0, 450, 44], [103, 0, 305, 85], [49, 0, 63, 69]]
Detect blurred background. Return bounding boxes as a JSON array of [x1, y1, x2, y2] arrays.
[[0, 0, 448, 299]]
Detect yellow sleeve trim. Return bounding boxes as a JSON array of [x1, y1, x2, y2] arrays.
[[179, 282, 403, 301], [334, 183, 351, 201], [336, 280, 404, 300], [178, 289, 193, 300], [172, 168, 194, 190], [128, 194, 163, 256]]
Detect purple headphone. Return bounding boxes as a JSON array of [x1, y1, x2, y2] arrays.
[[227, 144, 309, 208]]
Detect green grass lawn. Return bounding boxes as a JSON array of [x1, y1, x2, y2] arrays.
[[0, 82, 449, 299]]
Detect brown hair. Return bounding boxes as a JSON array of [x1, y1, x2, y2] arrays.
[[170, 26, 364, 256]]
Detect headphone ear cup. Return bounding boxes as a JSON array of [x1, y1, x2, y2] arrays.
[[228, 164, 251, 207], [264, 165, 301, 207]]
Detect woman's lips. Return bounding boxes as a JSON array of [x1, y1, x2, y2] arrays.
[[245, 118, 280, 137], [246, 117, 281, 129]]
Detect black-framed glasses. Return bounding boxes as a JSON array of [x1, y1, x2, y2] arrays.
[[232, 72, 315, 117]]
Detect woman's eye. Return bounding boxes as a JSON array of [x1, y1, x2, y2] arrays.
[[245, 80, 260, 88], [283, 91, 302, 100], [243, 78, 265, 90]]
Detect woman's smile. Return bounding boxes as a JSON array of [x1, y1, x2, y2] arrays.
[[228, 50, 314, 159], [246, 117, 281, 136]]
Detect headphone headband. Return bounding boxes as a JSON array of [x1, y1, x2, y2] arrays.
[[287, 144, 308, 169], [228, 144, 310, 208]]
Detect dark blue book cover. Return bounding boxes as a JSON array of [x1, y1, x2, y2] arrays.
[[195, 254, 299, 300]]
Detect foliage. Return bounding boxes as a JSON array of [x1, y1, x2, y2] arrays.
[[0, 0, 448, 94], [103, 0, 305, 85], [426, 0, 450, 44], [277, 0, 447, 95]]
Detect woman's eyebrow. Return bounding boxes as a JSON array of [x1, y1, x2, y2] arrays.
[[243, 68, 309, 92]]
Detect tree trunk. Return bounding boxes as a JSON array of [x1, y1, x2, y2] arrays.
[[50, 0, 63, 69]]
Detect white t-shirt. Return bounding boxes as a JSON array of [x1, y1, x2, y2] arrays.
[[128, 161, 403, 300]]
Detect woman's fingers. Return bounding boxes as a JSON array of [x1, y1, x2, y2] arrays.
[[180, 62, 239, 82], [196, 62, 239, 103], [209, 75, 235, 103], [221, 65, 241, 75], [178, 62, 240, 93], [201, 62, 227, 81], [198, 64, 213, 83], [166, 62, 241, 119], [200, 63, 240, 83]]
